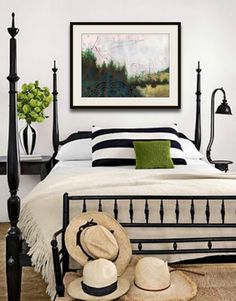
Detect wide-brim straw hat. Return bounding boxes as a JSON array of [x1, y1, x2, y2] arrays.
[[67, 258, 130, 301], [65, 212, 132, 276], [119, 257, 197, 301], [130, 271, 197, 301]]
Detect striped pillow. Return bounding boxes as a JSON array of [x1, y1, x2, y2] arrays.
[[92, 125, 187, 167]]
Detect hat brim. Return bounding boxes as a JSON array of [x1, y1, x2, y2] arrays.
[[67, 277, 130, 301], [65, 212, 132, 276], [126, 270, 197, 301]]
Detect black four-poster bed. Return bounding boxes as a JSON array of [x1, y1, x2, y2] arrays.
[[5, 13, 236, 301]]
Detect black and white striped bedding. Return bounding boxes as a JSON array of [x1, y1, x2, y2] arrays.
[[92, 125, 187, 167]]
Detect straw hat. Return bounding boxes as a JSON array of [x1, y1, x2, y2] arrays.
[[122, 257, 197, 301], [67, 258, 130, 301], [65, 212, 132, 275]]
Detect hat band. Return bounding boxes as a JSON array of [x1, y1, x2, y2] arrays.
[[77, 220, 98, 261], [134, 281, 171, 292], [81, 281, 118, 296]]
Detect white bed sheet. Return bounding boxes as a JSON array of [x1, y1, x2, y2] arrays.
[[51, 159, 221, 177]]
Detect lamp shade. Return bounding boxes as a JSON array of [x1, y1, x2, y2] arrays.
[[216, 102, 232, 115]]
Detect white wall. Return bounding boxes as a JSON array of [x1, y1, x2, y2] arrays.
[[0, 0, 236, 221]]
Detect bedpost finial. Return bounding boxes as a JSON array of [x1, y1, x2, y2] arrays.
[[52, 60, 58, 72], [12, 12, 15, 27], [8, 13, 19, 37], [196, 61, 201, 72]]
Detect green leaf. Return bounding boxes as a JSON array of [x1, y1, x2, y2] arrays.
[[28, 83, 35, 91], [30, 111, 38, 118], [22, 84, 28, 92], [21, 94, 28, 101], [36, 116, 44, 122], [29, 99, 38, 108], [23, 104, 30, 114], [18, 113, 26, 119], [17, 102, 22, 110], [34, 107, 41, 113], [28, 93, 34, 100], [32, 89, 38, 95]]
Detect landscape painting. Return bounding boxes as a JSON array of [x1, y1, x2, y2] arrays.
[[70, 23, 181, 108], [81, 34, 169, 98]]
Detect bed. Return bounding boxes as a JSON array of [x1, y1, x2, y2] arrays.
[[5, 13, 236, 301]]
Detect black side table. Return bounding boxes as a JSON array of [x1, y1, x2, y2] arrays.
[[0, 156, 52, 180], [211, 160, 233, 172]]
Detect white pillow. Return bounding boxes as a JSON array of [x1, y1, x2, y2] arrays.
[[180, 138, 203, 160], [56, 138, 92, 161]]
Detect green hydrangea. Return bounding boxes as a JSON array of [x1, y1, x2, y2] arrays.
[[17, 81, 53, 124]]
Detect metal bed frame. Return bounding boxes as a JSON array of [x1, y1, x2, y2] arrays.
[[51, 194, 236, 297], [5, 13, 235, 301]]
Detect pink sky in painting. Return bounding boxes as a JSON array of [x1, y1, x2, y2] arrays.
[[82, 34, 169, 76]]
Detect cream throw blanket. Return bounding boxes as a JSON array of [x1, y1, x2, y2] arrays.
[[19, 169, 236, 299]]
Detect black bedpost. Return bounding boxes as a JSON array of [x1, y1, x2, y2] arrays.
[[6, 13, 22, 301], [194, 61, 201, 150], [52, 60, 59, 159]]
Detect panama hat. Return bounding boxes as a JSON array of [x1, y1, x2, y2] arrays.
[[122, 257, 197, 301], [65, 212, 132, 276], [67, 258, 130, 301]]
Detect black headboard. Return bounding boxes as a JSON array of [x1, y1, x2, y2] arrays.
[[59, 131, 92, 146]]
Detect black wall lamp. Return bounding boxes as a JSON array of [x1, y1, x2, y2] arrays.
[[206, 87, 233, 171]]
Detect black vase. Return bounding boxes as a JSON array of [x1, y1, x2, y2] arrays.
[[19, 123, 36, 155]]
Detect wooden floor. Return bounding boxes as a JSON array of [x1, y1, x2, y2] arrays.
[[0, 223, 50, 301]]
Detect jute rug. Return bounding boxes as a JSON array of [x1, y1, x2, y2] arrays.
[[1, 223, 236, 301]]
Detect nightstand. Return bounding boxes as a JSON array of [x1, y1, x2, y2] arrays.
[[0, 156, 52, 180], [211, 160, 233, 172]]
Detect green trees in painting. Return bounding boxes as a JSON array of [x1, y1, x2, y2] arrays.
[[82, 49, 139, 97], [82, 48, 169, 97]]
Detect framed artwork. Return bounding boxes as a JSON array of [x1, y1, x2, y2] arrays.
[[70, 22, 181, 109]]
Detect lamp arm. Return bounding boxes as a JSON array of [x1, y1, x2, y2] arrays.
[[206, 88, 225, 163]]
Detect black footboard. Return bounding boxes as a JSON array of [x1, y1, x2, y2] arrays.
[[51, 193, 236, 297]]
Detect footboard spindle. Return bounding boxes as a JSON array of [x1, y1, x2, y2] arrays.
[[144, 199, 149, 223], [113, 199, 118, 220], [98, 199, 102, 212], [160, 199, 164, 223], [129, 199, 134, 223], [221, 199, 225, 224], [82, 199, 87, 212], [190, 199, 195, 224], [205, 199, 210, 224], [175, 199, 179, 224]]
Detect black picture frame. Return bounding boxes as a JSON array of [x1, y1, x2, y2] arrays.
[[70, 22, 181, 109]]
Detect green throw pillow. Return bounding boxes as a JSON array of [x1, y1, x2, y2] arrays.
[[133, 140, 174, 169]]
